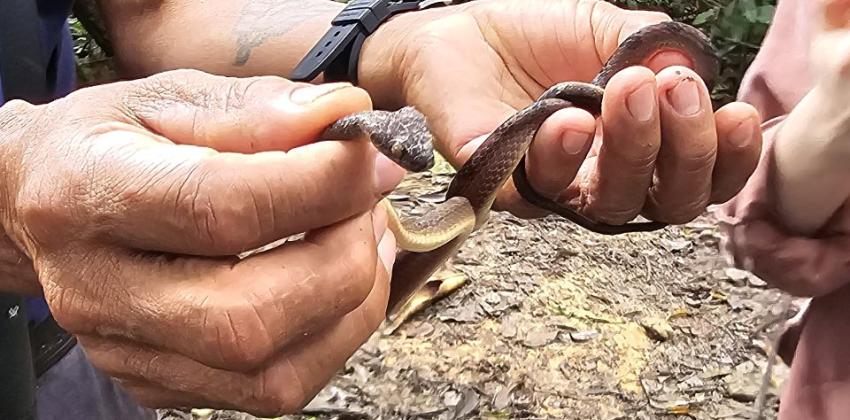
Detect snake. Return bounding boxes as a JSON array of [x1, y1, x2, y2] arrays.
[[320, 21, 720, 316]]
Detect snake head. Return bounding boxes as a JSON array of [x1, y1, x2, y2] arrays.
[[323, 106, 436, 173], [374, 107, 436, 173], [382, 133, 435, 173]]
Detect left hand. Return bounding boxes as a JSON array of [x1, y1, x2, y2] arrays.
[[359, 0, 763, 224]]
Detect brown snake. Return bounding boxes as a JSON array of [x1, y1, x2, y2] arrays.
[[321, 21, 720, 317]]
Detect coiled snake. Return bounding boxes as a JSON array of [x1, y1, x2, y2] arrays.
[[321, 21, 720, 319]]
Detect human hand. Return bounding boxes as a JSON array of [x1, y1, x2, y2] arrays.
[[0, 69, 404, 415], [768, 0, 850, 234], [360, 0, 762, 224], [718, 0, 850, 298]]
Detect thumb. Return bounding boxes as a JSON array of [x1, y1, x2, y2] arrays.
[[126, 69, 374, 153]]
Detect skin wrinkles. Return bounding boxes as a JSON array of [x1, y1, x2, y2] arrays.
[[0, 1, 764, 413]]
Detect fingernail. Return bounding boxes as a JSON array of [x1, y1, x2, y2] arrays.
[[289, 82, 352, 105], [729, 119, 754, 147], [667, 78, 702, 117], [626, 83, 656, 122], [561, 129, 592, 155], [377, 229, 397, 272], [372, 205, 388, 242], [374, 153, 406, 195]]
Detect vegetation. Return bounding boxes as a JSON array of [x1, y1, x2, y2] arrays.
[[69, 0, 776, 103]]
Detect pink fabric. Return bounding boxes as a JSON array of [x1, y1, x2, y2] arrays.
[[715, 0, 850, 418]]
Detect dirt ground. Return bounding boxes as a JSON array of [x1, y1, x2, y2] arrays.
[[159, 158, 803, 420]]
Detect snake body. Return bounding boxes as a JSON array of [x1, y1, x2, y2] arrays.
[[322, 21, 720, 316]]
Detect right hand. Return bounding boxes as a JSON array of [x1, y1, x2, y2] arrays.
[[360, 0, 762, 223], [0, 69, 404, 415]]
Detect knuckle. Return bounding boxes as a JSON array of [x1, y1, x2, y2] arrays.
[[219, 77, 280, 113], [606, 140, 660, 174], [126, 69, 215, 119], [647, 195, 708, 224], [333, 241, 378, 311], [16, 179, 76, 242], [172, 164, 264, 253], [250, 360, 312, 415], [257, 390, 310, 416], [41, 250, 120, 334], [204, 301, 275, 371], [14, 143, 112, 246], [44, 286, 89, 332], [120, 347, 161, 380], [673, 141, 718, 173]]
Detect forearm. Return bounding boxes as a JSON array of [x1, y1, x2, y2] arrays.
[[99, 0, 339, 77], [96, 0, 408, 106], [772, 82, 850, 234]]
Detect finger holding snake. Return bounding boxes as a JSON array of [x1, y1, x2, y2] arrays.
[[358, 0, 763, 225]]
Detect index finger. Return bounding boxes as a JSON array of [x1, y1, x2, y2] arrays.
[[584, 66, 660, 224]]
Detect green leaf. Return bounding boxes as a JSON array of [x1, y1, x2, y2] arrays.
[[756, 5, 776, 23], [693, 9, 717, 26]]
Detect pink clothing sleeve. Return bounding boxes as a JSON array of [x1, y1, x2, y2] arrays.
[[714, 0, 850, 298], [715, 2, 850, 419]]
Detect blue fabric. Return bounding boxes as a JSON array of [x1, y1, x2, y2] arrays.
[[0, 0, 76, 103], [35, 344, 157, 420], [0, 0, 76, 324]]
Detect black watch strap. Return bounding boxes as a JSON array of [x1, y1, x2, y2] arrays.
[[291, 0, 450, 84]]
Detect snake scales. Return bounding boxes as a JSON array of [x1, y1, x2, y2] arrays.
[[320, 21, 720, 318]]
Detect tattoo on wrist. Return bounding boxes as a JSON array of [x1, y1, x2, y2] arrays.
[[233, 0, 339, 66]]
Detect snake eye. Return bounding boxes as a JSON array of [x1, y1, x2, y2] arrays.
[[390, 141, 404, 159]]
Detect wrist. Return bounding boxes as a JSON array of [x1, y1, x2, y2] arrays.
[[357, 16, 409, 109], [357, 5, 457, 109]]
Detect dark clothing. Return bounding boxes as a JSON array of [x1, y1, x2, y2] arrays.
[[1, 2, 155, 419]]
